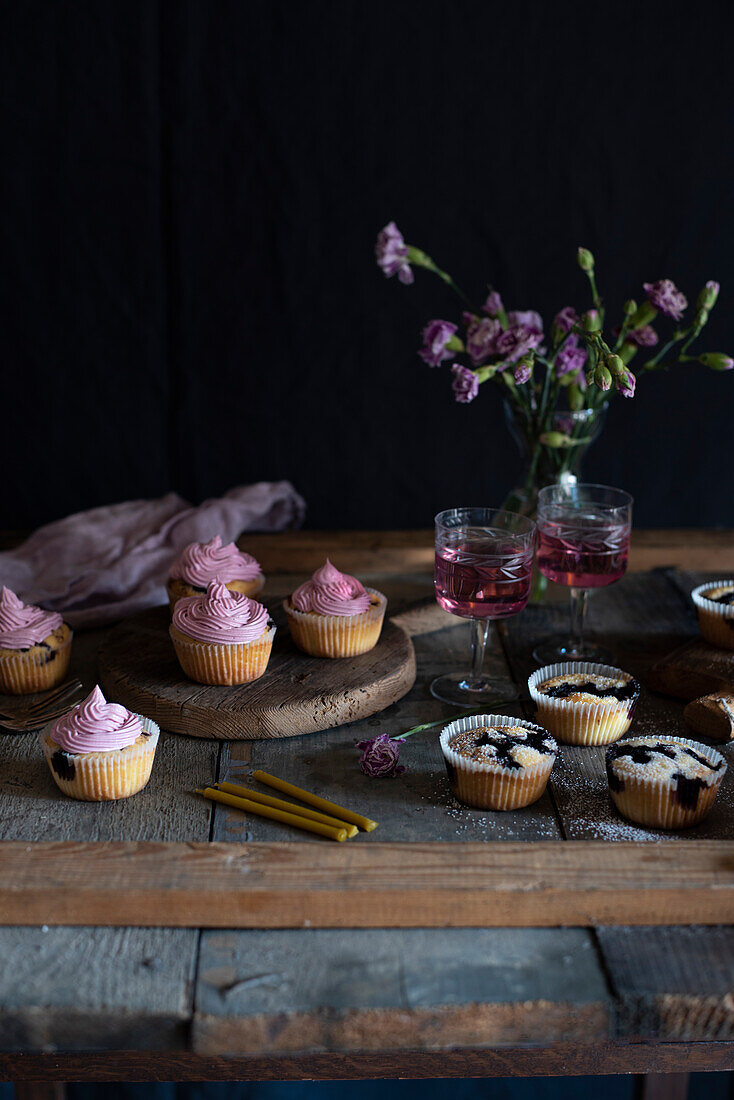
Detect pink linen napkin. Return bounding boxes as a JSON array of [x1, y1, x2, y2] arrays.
[[0, 482, 305, 628]]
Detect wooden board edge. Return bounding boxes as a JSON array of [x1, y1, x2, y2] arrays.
[[3, 840, 734, 928], [98, 625, 417, 740], [191, 1001, 611, 1057], [3, 1042, 734, 1080]]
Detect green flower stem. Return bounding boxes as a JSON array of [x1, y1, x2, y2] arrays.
[[396, 708, 489, 740], [586, 270, 602, 313], [629, 301, 657, 330], [406, 247, 475, 310], [643, 335, 681, 369], [614, 315, 633, 352]]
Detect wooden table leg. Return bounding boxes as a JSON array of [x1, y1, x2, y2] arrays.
[[638, 1073, 690, 1100], [13, 1086, 66, 1100]]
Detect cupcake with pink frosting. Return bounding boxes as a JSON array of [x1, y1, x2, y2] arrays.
[[167, 535, 265, 611], [40, 685, 160, 801], [0, 587, 73, 695], [284, 560, 387, 658], [170, 580, 275, 685]]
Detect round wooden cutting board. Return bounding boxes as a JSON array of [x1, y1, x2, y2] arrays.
[[97, 604, 416, 740]]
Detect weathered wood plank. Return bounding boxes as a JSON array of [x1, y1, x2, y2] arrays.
[[0, 926, 194, 1051], [12, 1085, 65, 1100], [240, 529, 734, 576], [6, 1043, 734, 1080], [0, 727, 217, 843], [192, 927, 610, 1054], [598, 926, 734, 1042], [3, 840, 734, 928], [647, 640, 734, 700]]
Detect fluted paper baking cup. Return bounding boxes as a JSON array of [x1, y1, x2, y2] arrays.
[[40, 715, 160, 801], [528, 661, 639, 746], [0, 631, 73, 695], [170, 624, 275, 685], [167, 574, 266, 613], [606, 735, 726, 829], [440, 713, 556, 811], [691, 581, 734, 650], [284, 589, 387, 658]]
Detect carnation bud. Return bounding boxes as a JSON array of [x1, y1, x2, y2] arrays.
[[595, 364, 613, 391], [605, 354, 625, 377], [624, 299, 637, 316], [616, 367, 636, 398], [698, 281, 720, 311], [583, 309, 600, 332], [513, 354, 534, 385], [694, 307, 709, 330], [577, 247, 595, 272], [539, 431, 572, 448], [699, 352, 734, 371]]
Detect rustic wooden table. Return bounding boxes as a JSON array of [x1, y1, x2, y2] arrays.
[[2, 529, 734, 1096]]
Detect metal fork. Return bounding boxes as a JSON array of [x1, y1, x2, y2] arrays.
[[0, 679, 85, 732]]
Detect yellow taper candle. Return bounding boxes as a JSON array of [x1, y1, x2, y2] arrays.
[[216, 781, 359, 838], [252, 770, 378, 832], [195, 787, 348, 841]]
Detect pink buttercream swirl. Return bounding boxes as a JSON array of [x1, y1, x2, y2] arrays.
[[291, 560, 372, 617], [51, 685, 143, 753], [0, 587, 63, 650], [173, 580, 271, 644], [169, 535, 262, 586]]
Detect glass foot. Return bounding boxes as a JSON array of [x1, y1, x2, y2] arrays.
[[430, 672, 519, 708], [532, 637, 613, 666]]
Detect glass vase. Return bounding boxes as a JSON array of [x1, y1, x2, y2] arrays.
[[502, 400, 608, 518]]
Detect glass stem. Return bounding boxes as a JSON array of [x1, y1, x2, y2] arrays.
[[466, 618, 491, 689], [569, 587, 588, 654]]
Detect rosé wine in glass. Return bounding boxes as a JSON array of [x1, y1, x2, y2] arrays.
[[432, 508, 536, 707], [536, 520, 630, 589], [435, 540, 533, 619], [534, 484, 633, 664]]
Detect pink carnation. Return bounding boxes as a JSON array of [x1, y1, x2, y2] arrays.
[[451, 364, 479, 403], [375, 222, 414, 285], [643, 279, 687, 320]]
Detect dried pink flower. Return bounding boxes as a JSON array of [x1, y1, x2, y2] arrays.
[[356, 734, 406, 777]]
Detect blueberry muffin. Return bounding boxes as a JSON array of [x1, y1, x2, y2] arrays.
[[691, 581, 734, 651], [440, 714, 557, 810], [0, 587, 73, 695], [606, 736, 726, 828], [529, 661, 640, 745]]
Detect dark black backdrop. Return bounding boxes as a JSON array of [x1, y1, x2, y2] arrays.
[[3, 0, 734, 532]]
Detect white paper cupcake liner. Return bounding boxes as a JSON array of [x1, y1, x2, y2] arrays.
[[691, 581, 734, 650], [170, 625, 275, 685], [0, 630, 73, 695], [606, 735, 727, 829], [284, 589, 386, 658], [440, 713, 557, 811], [529, 661, 639, 746], [40, 715, 160, 801]]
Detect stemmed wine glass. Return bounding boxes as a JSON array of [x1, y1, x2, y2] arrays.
[[533, 483, 633, 665], [432, 507, 536, 706]]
